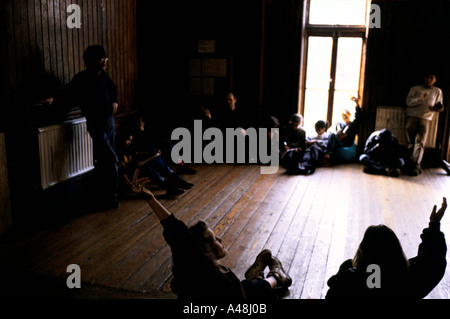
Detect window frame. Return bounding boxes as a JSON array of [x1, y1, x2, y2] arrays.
[[298, 0, 370, 127]]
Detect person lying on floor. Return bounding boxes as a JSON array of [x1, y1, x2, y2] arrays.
[[124, 169, 292, 300]]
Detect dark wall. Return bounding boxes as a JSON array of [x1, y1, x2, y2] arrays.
[[1, 0, 138, 130], [363, 0, 450, 161], [136, 0, 264, 132], [261, 0, 304, 125]]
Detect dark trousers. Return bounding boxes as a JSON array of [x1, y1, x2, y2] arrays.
[[327, 133, 343, 153], [139, 156, 176, 186], [359, 154, 404, 174], [89, 117, 119, 207]]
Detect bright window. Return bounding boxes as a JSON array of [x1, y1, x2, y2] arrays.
[[309, 0, 368, 26], [300, 0, 369, 133]]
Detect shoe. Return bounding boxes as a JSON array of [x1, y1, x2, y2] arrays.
[[441, 160, 450, 175], [245, 249, 272, 281], [385, 167, 401, 177], [390, 168, 401, 177], [165, 184, 185, 197], [267, 256, 292, 288], [321, 153, 331, 167], [177, 163, 197, 175], [288, 165, 307, 175], [411, 166, 422, 176], [363, 166, 377, 175], [168, 175, 194, 189]]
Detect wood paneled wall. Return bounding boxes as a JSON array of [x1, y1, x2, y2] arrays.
[[1, 0, 137, 127]]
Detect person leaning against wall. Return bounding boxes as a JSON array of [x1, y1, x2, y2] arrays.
[[405, 73, 444, 176], [41, 45, 120, 211]]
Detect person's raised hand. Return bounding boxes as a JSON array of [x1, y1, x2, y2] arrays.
[[124, 169, 153, 197], [429, 197, 447, 223]]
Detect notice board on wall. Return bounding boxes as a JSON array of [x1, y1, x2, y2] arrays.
[[189, 40, 231, 97]]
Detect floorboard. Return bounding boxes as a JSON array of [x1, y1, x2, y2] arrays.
[[1, 163, 449, 299]]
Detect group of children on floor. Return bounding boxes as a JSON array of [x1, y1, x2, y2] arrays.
[[279, 96, 412, 177], [114, 92, 448, 300], [115, 93, 414, 199], [280, 96, 364, 175]]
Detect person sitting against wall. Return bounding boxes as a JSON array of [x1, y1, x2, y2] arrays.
[[280, 113, 308, 175], [257, 114, 282, 166], [299, 120, 343, 172], [326, 197, 447, 299], [331, 96, 362, 146], [328, 96, 362, 164], [115, 129, 189, 197], [359, 128, 405, 177], [124, 169, 292, 300], [210, 92, 252, 134], [131, 113, 196, 175]]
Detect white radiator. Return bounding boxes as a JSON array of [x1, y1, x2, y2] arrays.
[[375, 106, 439, 148], [38, 118, 94, 190]]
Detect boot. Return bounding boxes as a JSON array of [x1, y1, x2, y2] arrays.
[[267, 256, 292, 289], [160, 180, 184, 197], [245, 249, 272, 281], [168, 174, 194, 189], [177, 162, 197, 175]]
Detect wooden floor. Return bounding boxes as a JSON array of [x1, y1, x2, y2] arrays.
[[1, 162, 450, 299]]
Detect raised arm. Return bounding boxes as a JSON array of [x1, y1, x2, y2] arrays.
[[429, 197, 447, 223], [124, 169, 171, 221], [406, 197, 447, 298]]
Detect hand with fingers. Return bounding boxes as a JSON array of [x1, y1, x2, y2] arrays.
[[125, 168, 171, 221], [429, 197, 447, 223], [124, 168, 154, 198]]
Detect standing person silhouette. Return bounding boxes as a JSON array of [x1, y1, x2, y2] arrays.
[[41, 45, 120, 210], [405, 74, 444, 176]]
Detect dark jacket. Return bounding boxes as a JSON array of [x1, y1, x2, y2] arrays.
[[337, 105, 362, 147], [161, 214, 246, 300], [325, 222, 447, 299], [64, 69, 118, 133], [363, 129, 401, 163]]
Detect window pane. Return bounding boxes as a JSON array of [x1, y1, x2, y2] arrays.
[[334, 37, 363, 91], [331, 37, 362, 129], [309, 0, 367, 25], [304, 36, 333, 133], [304, 89, 329, 133], [305, 37, 333, 90]]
